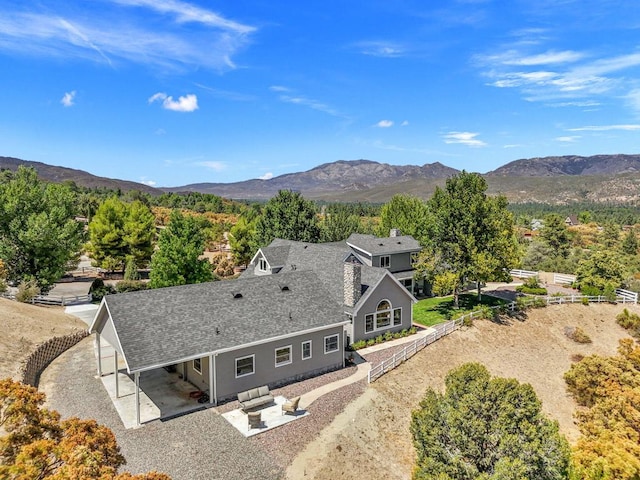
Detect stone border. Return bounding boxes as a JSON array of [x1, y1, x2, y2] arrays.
[[19, 330, 89, 386]]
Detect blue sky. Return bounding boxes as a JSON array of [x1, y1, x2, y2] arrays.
[[2, 0, 640, 187]]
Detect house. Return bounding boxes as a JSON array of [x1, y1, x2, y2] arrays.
[[565, 215, 579, 226], [89, 231, 419, 425]]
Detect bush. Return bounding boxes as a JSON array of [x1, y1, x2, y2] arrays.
[[515, 285, 548, 295], [15, 279, 40, 303], [462, 315, 474, 327], [366, 338, 376, 347], [533, 297, 547, 308], [580, 285, 603, 297], [581, 296, 589, 305], [351, 340, 366, 350], [564, 326, 592, 344], [616, 308, 640, 330], [604, 283, 618, 303], [115, 280, 149, 293], [90, 278, 116, 302]]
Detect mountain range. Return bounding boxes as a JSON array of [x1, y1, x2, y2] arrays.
[[3, 154, 640, 204]]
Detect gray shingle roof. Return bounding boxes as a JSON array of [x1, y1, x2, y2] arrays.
[[245, 239, 386, 308], [103, 270, 345, 373], [346, 233, 421, 255], [260, 245, 290, 267]]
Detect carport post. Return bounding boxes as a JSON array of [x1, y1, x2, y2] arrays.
[[96, 333, 102, 376], [208, 354, 216, 405], [135, 372, 140, 426], [114, 351, 119, 398]]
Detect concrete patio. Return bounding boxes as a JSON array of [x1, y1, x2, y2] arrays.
[[221, 396, 309, 437], [96, 336, 209, 429]]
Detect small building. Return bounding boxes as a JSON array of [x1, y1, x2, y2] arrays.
[[565, 215, 579, 226]]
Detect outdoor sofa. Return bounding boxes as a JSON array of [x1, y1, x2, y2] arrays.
[[237, 385, 274, 411]]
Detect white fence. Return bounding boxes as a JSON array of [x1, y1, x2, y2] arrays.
[[509, 269, 538, 279], [616, 288, 638, 304], [1, 293, 92, 306], [553, 273, 576, 285], [367, 292, 636, 383]]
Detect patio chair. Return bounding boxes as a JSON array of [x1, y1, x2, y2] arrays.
[[247, 411, 262, 429], [281, 396, 301, 416]]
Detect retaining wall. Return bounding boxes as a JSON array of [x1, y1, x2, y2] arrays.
[[19, 330, 89, 387]]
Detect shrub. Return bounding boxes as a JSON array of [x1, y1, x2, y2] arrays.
[[581, 296, 590, 305], [533, 297, 547, 308], [351, 340, 366, 350], [564, 326, 592, 344], [366, 338, 376, 347], [375, 335, 384, 344], [478, 305, 494, 320], [462, 315, 474, 327], [15, 279, 40, 303], [90, 278, 116, 302], [604, 283, 618, 303], [616, 308, 640, 330], [516, 285, 548, 295], [115, 280, 148, 293], [384, 331, 394, 342], [409, 326, 417, 335], [580, 285, 602, 297], [123, 257, 140, 280]]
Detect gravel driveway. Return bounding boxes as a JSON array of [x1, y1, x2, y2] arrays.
[[39, 338, 283, 480]]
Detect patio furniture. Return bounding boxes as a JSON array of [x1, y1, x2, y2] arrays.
[[282, 396, 301, 415], [247, 411, 262, 429], [238, 385, 274, 411]]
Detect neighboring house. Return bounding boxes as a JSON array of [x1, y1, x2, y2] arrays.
[[89, 231, 418, 425], [530, 219, 543, 231], [565, 215, 579, 226]]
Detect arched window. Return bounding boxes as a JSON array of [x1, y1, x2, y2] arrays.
[[365, 299, 403, 333], [377, 300, 390, 311], [375, 300, 391, 329]]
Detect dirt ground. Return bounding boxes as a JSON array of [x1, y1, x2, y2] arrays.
[[0, 298, 86, 380], [286, 303, 638, 480]]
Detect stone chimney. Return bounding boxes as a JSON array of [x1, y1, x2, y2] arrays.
[[390, 228, 401, 237], [343, 261, 362, 307]]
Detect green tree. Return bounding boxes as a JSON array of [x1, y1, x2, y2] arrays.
[[228, 216, 258, 267], [600, 222, 620, 249], [255, 190, 320, 246], [149, 210, 214, 288], [418, 171, 519, 306], [540, 214, 571, 258], [320, 207, 361, 242], [411, 363, 570, 480], [87, 197, 155, 271], [377, 194, 431, 244], [0, 167, 84, 292], [575, 250, 625, 294], [621, 228, 639, 256]]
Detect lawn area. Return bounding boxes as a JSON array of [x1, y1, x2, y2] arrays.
[[413, 293, 507, 327]]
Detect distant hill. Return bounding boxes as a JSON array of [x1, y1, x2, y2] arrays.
[[487, 154, 640, 176], [0, 156, 161, 195], [164, 159, 460, 199], [4, 153, 640, 204]]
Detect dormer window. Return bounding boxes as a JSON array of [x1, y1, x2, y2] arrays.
[[258, 257, 267, 271], [380, 255, 390, 268]]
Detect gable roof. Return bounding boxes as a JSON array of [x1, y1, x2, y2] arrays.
[[346, 233, 421, 256], [90, 270, 346, 373]]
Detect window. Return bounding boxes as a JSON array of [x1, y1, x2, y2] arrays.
[[275, 345, 292, 367], [365, 314, 374, 333], [193, 358, 202, 375], [258, 257, 267, 271], [380, 255, 390, 268], [302, 340, 312, 360], [365, 300, 401, 334], [393, 308, 402, 326], [235, 355, 255, 378], [324, 334, 339, 354]]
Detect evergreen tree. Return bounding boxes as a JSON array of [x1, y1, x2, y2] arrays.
[[149, 211, 214, 288], [621, 228, 639, 256], [255, 190, 320, 246], [411, 363, 570, 480], [539, 214, 571, 258]]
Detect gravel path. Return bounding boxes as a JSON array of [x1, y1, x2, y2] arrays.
[[40, 338, 371, 479]]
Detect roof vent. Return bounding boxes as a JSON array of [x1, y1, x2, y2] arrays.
[[378, 243, 384, 246], [232, 292, 243, 299], [304, 245, 308, 249], [215, 327, 220, 335], [397, 241, 402, 244], [280, 285, 290, 292], [291, 264, 297, 270]]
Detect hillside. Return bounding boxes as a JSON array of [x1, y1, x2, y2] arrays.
[[164, 160, 459, 199], [488, 154, 640, 176], [0, 156, 161, 195]]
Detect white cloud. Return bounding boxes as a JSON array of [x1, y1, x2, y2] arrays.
[[196, 161, 227, 171], [486, 49, 584, 66], [278, 94, 343, 117], [354, 41, 406, 58], [0, 2, 255, 72], [61, 90, 76, 107], [376, 120, 393, 128], [258, 172, 273, 180], [269, 85, 290, 92], [555, 136, 580, 142], [401, 120, 409, 126], [154, 128, 166, 135], [443, 131, 487, 147], [567, 124, 640, 132], [140, 178, 157, 186], [148, 92, 198, 112]]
